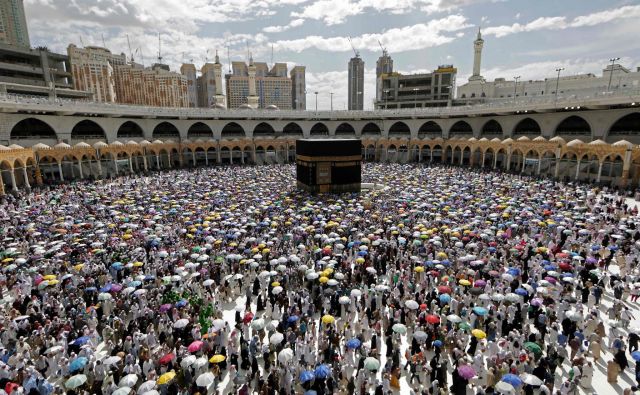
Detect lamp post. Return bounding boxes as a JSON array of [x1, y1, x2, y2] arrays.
[[554, 67, 564, 106], [330, 92, 333, 112], [513, 76, 521, 99], [383, 89, 390, 110], [413, 88, 419, 111], [607, 57, 620, 91], [314, 91, 318, 115]]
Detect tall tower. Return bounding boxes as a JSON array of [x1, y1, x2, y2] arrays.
[[212, 50, 225, 107], [0, 0, 30, 47], [291, 65, 306, 110], [376, 49, 393, 103], [180, 63, 197, 107], [470, 28, 484, 81], [348, 55, 364, 110], [247, 54, 259, 108]]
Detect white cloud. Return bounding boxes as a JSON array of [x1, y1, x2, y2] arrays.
[[484, 5, 640, 38], [263, 18, 305, 33], [305, 68, 377, 110], [274, 14, 470, 53]]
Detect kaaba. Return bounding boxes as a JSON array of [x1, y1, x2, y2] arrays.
[[296, 139, 362, 193]]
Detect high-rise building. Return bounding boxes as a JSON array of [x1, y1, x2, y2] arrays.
[[470, 28, 484, 82], [114, 64, 188, 108], [225, 58, 297, 110], [376, 49, 393, 102], [0, 0, 30, 48], [375, 65, 456, 109], [67, 45, 126, 103], [348, 55, 364, 110], [180, 63, 197, 107], [291, 65, 306, 110]]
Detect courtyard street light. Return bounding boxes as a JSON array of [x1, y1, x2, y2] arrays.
[[608, 57, 620, 91]]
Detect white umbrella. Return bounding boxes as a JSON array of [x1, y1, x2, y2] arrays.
[[119, 374, 138, 388], [520, 373, 543, 386], [495, 381, 515, 394], [141, 391, 160, 395], [270, 332, 284, 344], [251, 319, 266, 330], [413, 330, 428, 342], [392, 323, 407, 334], [193, 357, 209, 369], [278, 348, 294, 364], [196, 372, 215, 387], [272, 286, 283, 295], [103, 356, 122, 366], [350, 289, 362, 298], [173, 319, 189, 329], [203, 279, 215, 287], [266, 320, 279, 331], [339, 296, 350, 304], [446, 314, 462, 323], [180, 355, 197, 369], [405, 300, 419, 310], [112, 387, 132, 395], [138, 380, 157, 393], [211, 319, 225, 331]]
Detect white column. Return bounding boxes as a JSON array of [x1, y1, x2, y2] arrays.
[[430, 149, 433, 163], [481, 152, 486, 167], [205, 152, 209, 166], [78, 158, 84, 179], [596, 162, 604, 183], [575, 159, 581, 180], [58, 162, 64, 181], [521, 154, 526, 172], [191, 151, 196, 166], [217, 149, 221, 164], [22, 167, 30, 188], [143, 155, 148, 171], [97, 159, 102, 177], [10, 169, 18, 190], [537, 155, 542, 175], [128, 156, 133, 172]]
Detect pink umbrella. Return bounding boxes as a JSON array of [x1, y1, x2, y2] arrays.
[[188, 340, 204, 353], [159, 304, 172, 313], [457, 365, 476, 380], [474, 280, 486, 287]]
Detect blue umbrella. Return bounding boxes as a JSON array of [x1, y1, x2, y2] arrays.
[[433, 340, 443, 347], [314, 364, 331, 379], [357, 251, 368, 256], [111, 263, 123, 270], [472, 307, 488, 316], [501, 373, 523, 387], [175, 299, 188, 308], [507, 268, 521, 276], [128, 280, 142, 287], [84, 287, 97, 292], [543, 265, 556, 271], [441, 260, 451, 266], [514, 288, 528, 297], [304, 391, 318, 395], [439, 294, 451, 303], [99, 284, 112, 292], [287, 315, 299, 323], [632, 351, 640, 361], [299, 370, 315, 383], [69, 357, 88, 373], [346, 338, 361, 349], [70, 336, 90, 346]]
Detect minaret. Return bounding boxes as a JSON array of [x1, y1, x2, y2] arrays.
[[247, 54, 259, 108], [212, 50, 226, 107], [469, 28, 484, 81]]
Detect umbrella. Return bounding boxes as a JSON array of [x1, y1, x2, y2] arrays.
[[321, 315, 335, 324], [138, 380, 157, 393], [270, 332, 284, 344], [413, 330, 428, 342], [471, 329, 486, 339], [426, 314, 440, 324], [180, 355, 197, 368], [112, 388, 131, 395], [439, 294, 451, 303], [300, 370, 315, 383], [157, 371, 176, 385], [433, 340, 443, 347], [446, 314, 462, 323], [159, 353, 175, 365], [364, 357, 380, 371], [314, 364, 331, 379], [192, 371, 214, 387], [392, 323, 407, 334], [69, 357, 88, 373], [523, 342, 542, 356], [188, 341, 204, 353], [472, 307, 488, 316], [632, 351, 640, 362], [339, 296, 350, 304], [520, 373, 543, 386], [173, 319, 189, 329], [209, 354, 226, 363], [501, 373, 523, 387], [71, 336, 90, 346], [103, 356, 122, 366], [350, 289, 362, 297], [346, 338, 362, 349], [278, 348, 294, 364], [405, 300, 419, 310], [457, 365, 476, 380], [495, 381, 515, 393], [65, 374, 87, 389], [119, 374, 139, 388]]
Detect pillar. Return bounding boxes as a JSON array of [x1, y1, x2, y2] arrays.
[[252, 145, 256, 163], [167, 153, 172, 168], [506, 153, 511, 171], [143, 155, 148, 171], [521, 154, 526, 173], [493, 153, 498, 169], [191, 151, 196, 166], [621, 148, 632, 187], [0, 176, 4, 195], [205, 151, 209, 166], [35, 166, 43, 185], [241, 150, 245, 164], [114, 157, 119, 174], [156, 154, 160, 169], [596, 161, 604, 183], [575, 159, 581, 180], [537, 155, 542, 175], [10, 169, 17, 191], [58, 162, 64, 181], [285, 146, 289, 163], [128, 156, 133, 172], [217, 148, 221, 164], [22, 167, 30, 189], [97, 159, 103, 177], [481, 152, 486, 168], [78, 158, 84, 179], [430, 149, 434, 163], [229, 149, 233, 164], [554, 148, 562, 178]]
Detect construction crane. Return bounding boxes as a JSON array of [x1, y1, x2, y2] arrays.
[[347, 36, 360, 58], [378, 39, 388, 56], [126, 34, 135, 63]]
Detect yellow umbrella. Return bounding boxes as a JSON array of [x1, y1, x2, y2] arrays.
[[319, 276, 329, 284], [2, 258, 14, 263], [459, 279, 471, 286], [414, 266, 425, 273], [356, 258, 365, 264], [209, 354, 226, 363], [48, 280, 59, 286], [73, 264, 84, 271], [321, 315, 335, 324], [471, 329, 486, 339], [262, 248, 271, 254], [271, 281, 280, 287], [157, 371, 176, 385], [133, 262, 144, 267], [43, 275, 57, 281]]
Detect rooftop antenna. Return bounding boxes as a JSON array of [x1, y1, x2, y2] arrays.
[[126, 34, 134, 63], [347, 36, 360, 58], [227, 45, 231, 72], [79, 35, 85, 47], [203, 49, 210, 64], [139, 46, 145, 67], [271, 44, 274, 66], [157, 33, 163, 63], [101, 33, 107, 48], [245, 41, 250, 63]]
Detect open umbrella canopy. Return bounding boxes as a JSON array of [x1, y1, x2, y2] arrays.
[[346, 338, 362, 349], [187, 340, 204, 353], [69, 356, 88, 372], [523, 342, 542, 356], [300, 370, 315, 383], [364, 357, 380, 371], [457, 365, 476, 380], [209, 354, 226, 363], [501, 373, 523, 387], [65, 374, 87, 389], [314, 364, 331, 379], [196, 372, 215, 387], [157, 371, 176, 385]]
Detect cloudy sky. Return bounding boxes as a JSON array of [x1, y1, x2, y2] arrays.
[[24, 0, 640, 110]]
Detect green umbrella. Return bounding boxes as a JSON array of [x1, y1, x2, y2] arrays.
[[65, 374, 88, 389], [364, 357, 380, 371], [392, 323, 407, 334], [458, 322, 471, 330], [523, 342, 542, 356]]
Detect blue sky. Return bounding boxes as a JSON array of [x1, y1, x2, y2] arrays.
[[24, 0, 640, 110]]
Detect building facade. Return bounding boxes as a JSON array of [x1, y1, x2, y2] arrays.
[[291, 65, 306, 110], [225, 59, 296, 109], [376, 50, 393, 102], [67, 45, 126, 103], [376, 66, 456, 109], [348, 55, 364, 110], [180, 63, 197, 107], [0, 0, 29, 48], [114, 64, 188, 108]]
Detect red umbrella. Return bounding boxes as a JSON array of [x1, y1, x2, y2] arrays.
[[243, 312, 254, 324], [429, 270, 440, 276], [159, 353, 175, 365], [437, 285, 451, 294], [558, 262, 572, 271], [420, 303, 428, 311], [426, 314, 440, 324], [556, 253, 569, 258], [187, 340, 204, 353]]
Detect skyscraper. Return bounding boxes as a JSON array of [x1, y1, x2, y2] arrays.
[[290, 65, 306, 110], [348, 55, 364, 110], [180, 63, 198, 107], [225, 58, 297, 110], [376, 49, 393, 103], [68, 45, 126, 103], [0, 0, 30, 48]]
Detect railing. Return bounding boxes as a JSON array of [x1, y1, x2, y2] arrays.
[[0, 89, 638, 119]]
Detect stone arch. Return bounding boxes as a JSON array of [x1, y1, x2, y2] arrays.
[[187, 122, 213, 140], [480, 119, 503, 138], [512, 118, 541, 137], [310, 123, 329, 136], [253, 122, 275, 136], [10, 118, 57, 140], [335, 123, 356, 135], [117, 121, 144, 139], [71, 120, 106, 141], [449, 120, 473, 137], [152, 122, 180, 140], [361, 122, 381, 135], [388, 121, 410, 136], [283, 122, 303, 135], [221, 122, 245, 138], [554, 115, 591, 138], [606, 113, 640, 143], [418, 121, 443, 138]]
